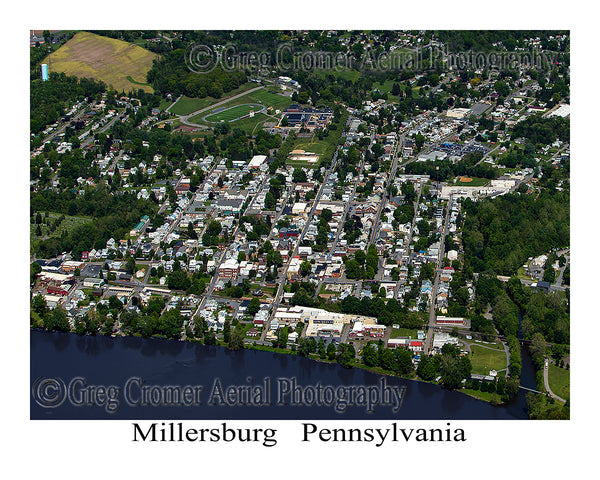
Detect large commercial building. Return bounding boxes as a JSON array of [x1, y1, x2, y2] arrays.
[[436, 316, 470, 328], [273, 306, 379, 338]]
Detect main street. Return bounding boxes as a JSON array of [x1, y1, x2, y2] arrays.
[[260, 144, 343, 340], [311, 127, 376, 299], [424, 193, 452, 354], [194, 166, 267, 314], [394, 182, 423, 298]]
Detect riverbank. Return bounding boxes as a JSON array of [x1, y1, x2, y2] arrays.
[[31, 325, 512, 408]]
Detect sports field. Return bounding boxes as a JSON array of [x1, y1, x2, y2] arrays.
[[455, 176, 490, 187], [204, 104, 263, 123], [43, 31, 158, 93]]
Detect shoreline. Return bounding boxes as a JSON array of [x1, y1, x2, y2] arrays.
[[30, 327, 509, 407]]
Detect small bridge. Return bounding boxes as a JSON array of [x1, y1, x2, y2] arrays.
[[519, 386, 544, 394]]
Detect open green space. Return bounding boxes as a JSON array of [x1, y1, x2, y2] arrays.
[[169, 96, 216, 116], [229, 113, 273, 135], [187, 89, 290, 125], [204, 104, 263, 123], [390, 327, 420, 339], [126, 75, 151, 87], [314, 69, 362, 83], [159, 98, 173, 112], [169, 83, 258, 116], [471, 340, 504, 350], [462, 388, 503, 404], [244, 89, 292, 111], [43, 31, 158, 93], [31, 213, 94, 243], [468, 344, 507, 375], [249, 284, 275, 297], [517, 265, 534, 281], [547, 363, 570, 401], [292, 139, 328, 156], [454, 176, 490, 187]]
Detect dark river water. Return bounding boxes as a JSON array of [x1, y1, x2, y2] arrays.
[[30, 330, 528, 420]]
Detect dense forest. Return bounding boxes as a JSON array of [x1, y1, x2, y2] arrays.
[[146, 50, 247, 97], [511, 115, 570, 146], [461, 190, 569, 276], [405, 152, 500, 182]]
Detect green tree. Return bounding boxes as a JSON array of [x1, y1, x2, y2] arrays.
[[362, 342, 379, 368], [264, 191, 276, 209], [32, 294, 47, 316], [247, 298, 261, 317], [292, 168, 307, 183], [321, 208, 333, 222], [380, 348, 397, 373], [157, 309, 184, 339], [317, 338, 327, 359], [47, 307, 71, 332], [415, 133, 425, 151], [529, 332, 547, 368], [223, 318, 231, 343], [108, 295, 123, 311], [125, 256, 136, 275], [207, 220, 222, 237], [395, 348, 414, 375], [30, 262, 42, 285], [440, 355, 463, 390], [337, 343, 356, 368], [300, 260, 312, 277], [229, 326, 245, 351], [327, 341, 337, 361], [275, 327, 289, 349]]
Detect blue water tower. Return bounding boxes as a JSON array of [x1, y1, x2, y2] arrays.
[[41, 63, 49, 81]]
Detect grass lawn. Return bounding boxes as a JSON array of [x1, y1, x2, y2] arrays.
[[227, 112, 273, 135], [462, 388, 503, 404], [249, 284, 275, 297], [314, 69, 362, 83], [471, 340, 504, 350], [292, 139, 328, 156], [204, 104, 263, 123], [469, 344, 507, 375], [186, 87, 291, 121], [169, 96, 215, 116], [126, 75, 151, 87], [454, 177, 490, 187], [547, 363, 570, 401], [244, 89, 292, 111], [169, 83, 258, 116], [159, 98, 174, 111], [31, 213, 93, 246], [517, 265, 534, 281], [390, 327, 420, 339], [43, 31, 158, 93]]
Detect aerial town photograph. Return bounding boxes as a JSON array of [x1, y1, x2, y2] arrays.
[[28, 29, 573, 427]]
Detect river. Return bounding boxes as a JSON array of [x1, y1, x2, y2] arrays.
[[30, 330, 528, 420]]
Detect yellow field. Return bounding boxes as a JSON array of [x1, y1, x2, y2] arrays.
[[43, 31, 158, 93]]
